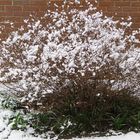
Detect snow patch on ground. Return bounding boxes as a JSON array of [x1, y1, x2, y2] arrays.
[[0, 92, 140, 140], [0, 96, 48, 140], [72, 132, 140, 140], [0, 108, 46, 140]]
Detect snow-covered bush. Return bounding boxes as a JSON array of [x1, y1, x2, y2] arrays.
[[0, 1, 140, 108]]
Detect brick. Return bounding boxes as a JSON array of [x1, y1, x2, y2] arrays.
[[99, 2, 114, 7], [131, 2, 140, 7], [5, 6, 23, 11], [0, 12, 13, 16], [123, 7, 139, 12], [13, 11, 29, 17], [130, 12, 140, 17], [5, 17, 22, 22], [12, 0, 29, 5], [115, 2, 130, 7], [23, 6, 40, 11], [107, 7, 122, 12], [0, 0, 12, 5], [13, 0, 46, 5], [0, 6, 5, 12]]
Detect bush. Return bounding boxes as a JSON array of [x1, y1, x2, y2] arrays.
[[2, 82, 140, 139], [28, 84, 140, 139], [0, 1, 140, 109]]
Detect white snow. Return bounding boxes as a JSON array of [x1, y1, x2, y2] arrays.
[[0, 6, 140, 104], [0, 108, 140, 140], [1, 94, 140, 140], [72, 132, 140, 140], [0, 104, 46, 140], [0, 1, 140, 140], [0, 109, 43, 140]]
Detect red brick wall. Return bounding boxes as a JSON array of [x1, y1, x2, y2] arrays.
[[0, 0, 140, 39], [97, 0, 140, 29], [0, 0, 52, 40], [0, 0, 139, 27], [0, 0, 50, 26]]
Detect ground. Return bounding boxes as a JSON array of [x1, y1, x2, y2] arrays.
[[0, 107, 140, 140], [0, 87, 140, 140]]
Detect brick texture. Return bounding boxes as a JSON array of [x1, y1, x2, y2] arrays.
[[0, 0, 140, 39], [97, 0, 140, 29]]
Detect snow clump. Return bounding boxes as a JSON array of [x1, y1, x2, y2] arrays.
[[0, 2, 140, 106]]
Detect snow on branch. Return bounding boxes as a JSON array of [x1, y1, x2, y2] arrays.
[[0, 2, 140, 105]]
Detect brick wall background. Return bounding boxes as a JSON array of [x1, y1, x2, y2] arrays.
[[97, 0, 140, 29], [0, 0, 140, 39]]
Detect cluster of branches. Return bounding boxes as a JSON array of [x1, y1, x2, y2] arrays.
[[0, 2, 140, 108]]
